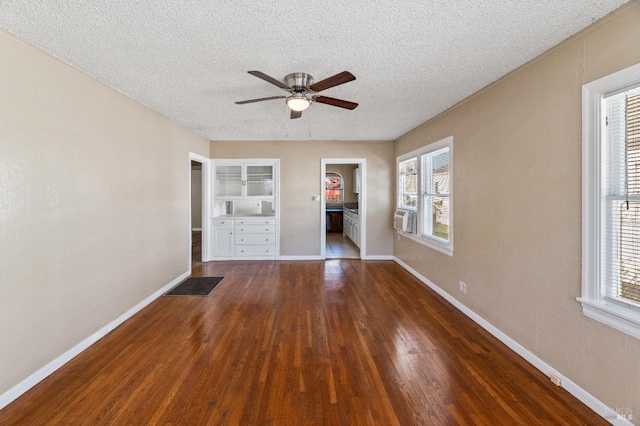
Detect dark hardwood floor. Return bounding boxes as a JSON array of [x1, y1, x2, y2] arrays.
[[0, 258, 604, 425]]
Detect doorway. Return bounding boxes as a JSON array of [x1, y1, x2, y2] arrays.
[[321, 158, 366, 259], [191, 160, 203, 268], [189, 153, 210, 271]]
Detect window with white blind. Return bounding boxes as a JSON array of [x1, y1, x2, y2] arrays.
[[422, 148, 451, 243], [398, 157, 417, 209], [581, 63, 640, 339], [397, 136, 453, 255]]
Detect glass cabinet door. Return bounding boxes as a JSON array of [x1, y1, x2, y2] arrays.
[[215, 165, 242, 197], [246, 165, 274, 197]]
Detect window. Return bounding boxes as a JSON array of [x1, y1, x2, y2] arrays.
[[325, 172, 343, 203], [423, 148, 451, 242], [398, 157, 417, 208], [581, 63, 640, 339], [397, 136, 453, 255]]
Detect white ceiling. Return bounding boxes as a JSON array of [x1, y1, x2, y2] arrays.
[[0, 0, 630, 141]]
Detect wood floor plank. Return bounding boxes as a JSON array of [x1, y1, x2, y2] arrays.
[[0, 260, 606, 425]]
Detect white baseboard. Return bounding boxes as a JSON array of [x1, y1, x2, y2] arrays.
[[361, 255, 394, 260], [0, 270, 190, 411], [278, 255, 325, 260], [393, 257, 631, 426], [209, 255, 392, 261], [278, 256, 394, 261]]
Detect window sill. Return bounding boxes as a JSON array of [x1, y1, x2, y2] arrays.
[[399, 232, 453, 257], [577, 297, 640, 339]]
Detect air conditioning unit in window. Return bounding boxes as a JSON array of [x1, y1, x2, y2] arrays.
[[393, 208, 415, 233]]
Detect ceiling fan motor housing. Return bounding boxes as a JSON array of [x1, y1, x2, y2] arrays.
[[285, 73, 314, 92]]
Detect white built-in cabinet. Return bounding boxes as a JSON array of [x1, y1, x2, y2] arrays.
[[215, 163, 274, 199], [234, 218, 276, 256], [212, 159, 279, 260], [212, 219, 234, 257]]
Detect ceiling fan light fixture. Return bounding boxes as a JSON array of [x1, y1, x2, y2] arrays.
[[286, 94, 311, 112], [236, 70, 357, 118]]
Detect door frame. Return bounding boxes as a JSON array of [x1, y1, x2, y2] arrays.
[[320, 158, 367, 259], [189, 152, 211, 268]]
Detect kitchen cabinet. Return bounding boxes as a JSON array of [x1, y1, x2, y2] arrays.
[[326, 208, 343, 233], [214, 161, 274, 200], [343, 209, 360, 248], [353, 166, 361, 194]]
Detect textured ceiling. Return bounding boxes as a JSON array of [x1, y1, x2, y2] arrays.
[[0, 0, 630, 141]]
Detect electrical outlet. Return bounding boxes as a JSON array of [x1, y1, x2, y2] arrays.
[[397, 233, 402, 240], [459, 281, 467, 293]]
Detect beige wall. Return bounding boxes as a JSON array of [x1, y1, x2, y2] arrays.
[[394, 1, 640, 415], [210, 141, 394, 256], [0, 29, 209, 397]]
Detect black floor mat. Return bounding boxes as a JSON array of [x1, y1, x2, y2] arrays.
[[165, 276, 224, 296]]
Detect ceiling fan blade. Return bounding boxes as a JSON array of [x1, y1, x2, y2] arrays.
[[290, 110, 302, 119], [309, 71, 356, 92], [314, 96, 358, 110], [247, 71, 291, 90], [235, 96, 286, 105]]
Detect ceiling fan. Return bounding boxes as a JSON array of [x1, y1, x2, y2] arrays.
[[235, 70, 358, 119]]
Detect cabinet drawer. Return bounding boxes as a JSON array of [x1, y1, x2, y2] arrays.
[[234, 245, 275, 256], [213, 219, 234, 227], [235, 225, 275, 234], [236, 218, 276, 226], [235, 234, 275, 245]]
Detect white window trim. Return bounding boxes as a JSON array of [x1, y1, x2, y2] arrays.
[[397, 136, 453, 256], [580, 62, 640, 339]]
